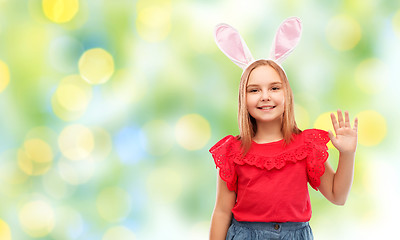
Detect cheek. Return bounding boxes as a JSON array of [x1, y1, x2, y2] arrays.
[[246, 95, 257, 106], [277, 93, 285, 105]]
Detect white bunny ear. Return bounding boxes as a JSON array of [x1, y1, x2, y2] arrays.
[[214, 23, 254, 69], [270, 17, 302, 64]]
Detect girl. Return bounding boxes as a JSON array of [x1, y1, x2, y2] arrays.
[[209, 17, 358, 240]]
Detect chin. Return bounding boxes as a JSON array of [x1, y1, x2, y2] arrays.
[[255, 116, 282, 123]]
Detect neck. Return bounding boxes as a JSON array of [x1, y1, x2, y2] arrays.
[[253, 119, 283, 143]]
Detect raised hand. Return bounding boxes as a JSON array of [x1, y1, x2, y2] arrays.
[[328, 109, 358, 154]]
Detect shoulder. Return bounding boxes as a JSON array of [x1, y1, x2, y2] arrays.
[[209, 135, 240, 192], [302, 129, 330, 190], [301, 129, 330, 144], [209, 135, 241, 154], [302, 128, 328, 135]]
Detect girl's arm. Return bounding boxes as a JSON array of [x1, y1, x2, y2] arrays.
[[210, 169, 236, 240], [318, 109, 358, 206]]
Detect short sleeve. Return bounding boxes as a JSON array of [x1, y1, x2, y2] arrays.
[[304, 129, 330, 191], [209, 135, 238, 192]]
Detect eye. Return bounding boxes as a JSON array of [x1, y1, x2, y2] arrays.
[[271, 86, 281, 91], [248, 89, 258, 93]]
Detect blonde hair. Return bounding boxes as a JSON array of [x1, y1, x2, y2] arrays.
[[237, 60, 301, 156]]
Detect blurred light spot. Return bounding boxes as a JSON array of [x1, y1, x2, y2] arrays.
[[0, 60, 10, 93], [393, 10, 400, 39], [42, 169, 74, 199], [91, 127, 112, 162], [136, 5, 171, 42], [141, 120, 173, 156], [56, 75, 92, 111], [342, 0, 377, 18], [0, 219, 11, 240], [57, 84, 89, 111], [19, 200, 55, 238], [175, 114, 211, 150], [48, 36, 84, 73], [357, 110, 386, 146], [52, 75, 92, 121], [18, 139, 53, 176], [58, 124, 94, 161], [24, 139, 53, 163], [51, 93, 85, 121], [42, 0, 79, 23], [51, 206, 83, 239], [25, 126, 58, 153], [96, 187, 132, 222], [313, 112, 335, 149], [102, 226, 136, 240], [355, 58, 389, 94], [58, 157, 95, 185], [78, 48, 114, 84], [294, 104, 310, 130], [147, 167, 183, 203], [136, 0, 171, 9], [326, 15, 361, 51], [115, 126, 146, 164]]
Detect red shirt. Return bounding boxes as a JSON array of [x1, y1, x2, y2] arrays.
[[209, 129, 330, 222]]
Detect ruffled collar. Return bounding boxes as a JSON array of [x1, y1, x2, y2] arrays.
[[251, 138, 284, 145], [218, 129, 329, 171]]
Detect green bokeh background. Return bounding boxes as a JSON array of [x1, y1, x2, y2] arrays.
[[0, 0, 399, 239]]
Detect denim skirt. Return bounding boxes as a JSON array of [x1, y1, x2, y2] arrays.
[[226, 217, 314, 240]]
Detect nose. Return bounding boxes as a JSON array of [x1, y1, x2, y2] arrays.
[[260, 90, 270, 101]]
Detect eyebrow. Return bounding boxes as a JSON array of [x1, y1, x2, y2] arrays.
[[247, 82, 282, 88]]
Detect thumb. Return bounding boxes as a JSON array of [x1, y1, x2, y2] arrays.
[[328, 130, 336, 144]]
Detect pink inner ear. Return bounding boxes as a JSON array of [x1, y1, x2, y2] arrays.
[[215, 25, 247, 64], [273, 18, 302, 62]]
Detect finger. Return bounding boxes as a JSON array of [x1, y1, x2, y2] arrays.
[[330, 112, 339, 135], [344, 111, 351, 128], [337, 109, 344, 128], [353, 117, 358, 131]]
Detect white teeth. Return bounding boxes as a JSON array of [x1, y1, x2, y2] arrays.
[[260, 107, 273, 110]]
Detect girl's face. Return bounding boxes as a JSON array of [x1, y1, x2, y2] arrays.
[[246, 65, 285, 124]]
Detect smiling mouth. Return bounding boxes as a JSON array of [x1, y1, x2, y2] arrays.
[[258, 106, 276, 110]]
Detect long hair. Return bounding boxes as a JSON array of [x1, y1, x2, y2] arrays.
[[237, 60, 301, 156]]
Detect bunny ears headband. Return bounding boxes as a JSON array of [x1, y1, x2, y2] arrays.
[[214, 17, 302, 76]]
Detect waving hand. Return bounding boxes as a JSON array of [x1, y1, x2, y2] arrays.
[[328, 109, 358, 154]]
